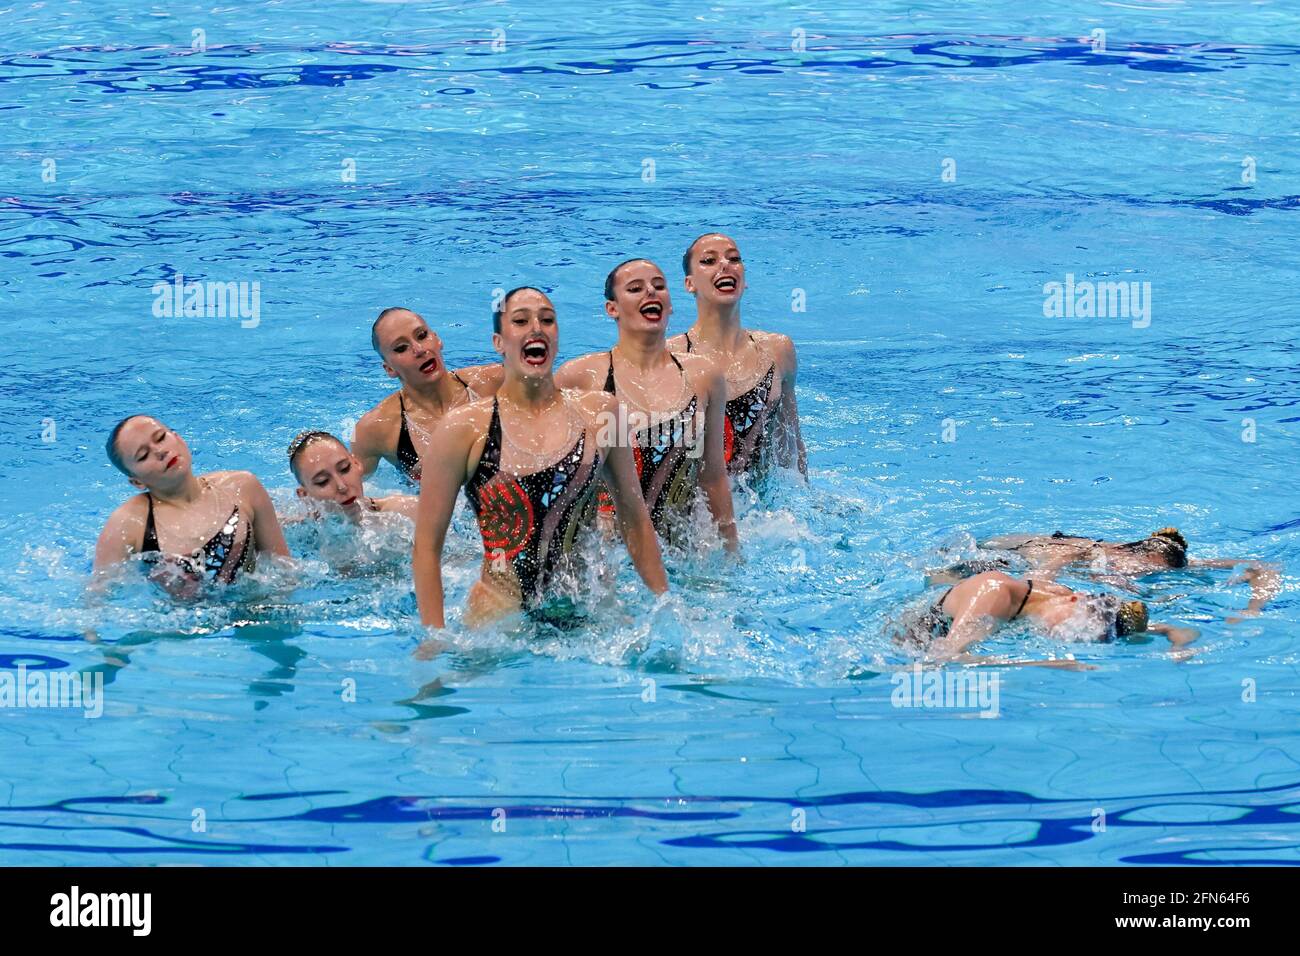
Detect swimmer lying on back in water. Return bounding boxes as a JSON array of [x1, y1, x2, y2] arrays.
[[929, 527, 1280, 617], [897, 570, 1199, 664], [287, 430, 418, 522]]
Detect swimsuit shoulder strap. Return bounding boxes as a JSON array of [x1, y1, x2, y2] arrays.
[[669, 351, 684, 372], [141, 493, 160, 553], [684, 332, 693, 353], [604, 351, 616, 394], [482, 396, 502, 473], [452, 371, 469, 388]]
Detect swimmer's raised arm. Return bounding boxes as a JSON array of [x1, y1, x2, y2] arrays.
[[697, 363, 738, 553], [413, 414, 475, 627]]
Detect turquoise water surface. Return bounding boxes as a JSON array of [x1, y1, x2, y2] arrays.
[[0, 0, 1297, 865]]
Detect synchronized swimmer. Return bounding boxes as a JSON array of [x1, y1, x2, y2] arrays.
[[88, 231, 1276, 662]]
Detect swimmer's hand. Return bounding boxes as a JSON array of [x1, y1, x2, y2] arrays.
[[1149, 622, 1198, 647], [413, 633, 450, 661]]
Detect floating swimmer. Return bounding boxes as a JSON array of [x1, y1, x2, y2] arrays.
[[666, 232, 807, 480], [352, 307, 505, 484], [413, 287, 669, 628], [898, 570, 1198, 663], [287, 430, 418, 521], [930, 527, 1280, 616], [92, 415, 290, 596], [555, 258, 738, 550]]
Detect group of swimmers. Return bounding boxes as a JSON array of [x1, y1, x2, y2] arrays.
[[90, 231, 1279, 663]]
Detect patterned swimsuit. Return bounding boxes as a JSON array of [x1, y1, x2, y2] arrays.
[[395, 372, 475, 484], [140, 493, 255, 584], [684, 332, 779, 478], [597, 351, 701, 536], [464, 396, 602, 606]]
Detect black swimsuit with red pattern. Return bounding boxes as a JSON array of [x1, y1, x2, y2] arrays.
[[684, 331, 777, 478], [464, 397, 601, 604], [600, 351, 700, 534]]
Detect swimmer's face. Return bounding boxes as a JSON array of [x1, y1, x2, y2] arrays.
[[606, 260, 671, 330], [494, 289, 557, 378], [684, 234, 745, 306], [376, 310, 447, 385], [116, 417, 192, 487], [294, 438, 366, 510]]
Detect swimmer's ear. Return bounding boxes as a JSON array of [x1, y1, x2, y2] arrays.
[[604, 299, 619, 321], [128, 477, 146, 490], [381, 361, 398, 379], [491, 332, 504, 357], [295, 487, 306, 499], [683, 274, 697, 295]]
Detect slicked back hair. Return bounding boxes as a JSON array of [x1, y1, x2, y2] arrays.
[[106, 414, 150, 475], [371, 307, 416, 356], [493, 286, 547, 333], [604, 258, 654, 302], [682, 233, 718, 276]]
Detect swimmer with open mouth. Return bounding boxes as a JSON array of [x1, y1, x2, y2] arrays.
[[412, 287, 669, 629], [556, 257, 738, 551], [666, 232, 806, 481], [352, 307, 505, 485]]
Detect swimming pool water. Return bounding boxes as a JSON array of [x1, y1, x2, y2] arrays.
[[1, 0, 1297, 865]]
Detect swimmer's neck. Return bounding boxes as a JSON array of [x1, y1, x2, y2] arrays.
[[144, 472, 205, 506], [687, 299, 746, 351], [401, 368, 469, 414], [613, 329, 671, 371], [499, 374, 559, 411]]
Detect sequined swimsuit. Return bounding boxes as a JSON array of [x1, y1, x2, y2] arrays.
[[684, 332, 778, 477], [464, 396, 601, 604], [597, 351, 701, 533], [395, 371, 473, 484], [140, 494, 255, 584]]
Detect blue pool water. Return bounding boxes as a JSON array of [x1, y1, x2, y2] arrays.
[[1, 0, 1297, 865]]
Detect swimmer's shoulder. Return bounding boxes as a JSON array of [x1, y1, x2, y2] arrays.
[[675, 350, 723, 390], [205, 470, 267, 500], [565, 386, 619, 427], [751, 329, 798, 372], [353, 391, 403, 447], [554, 351, 608, 391], [666, 331, 691, 352], [106, 492, 151, 529], [441, 395, 496, 439], [456, 362, 504, 396]]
